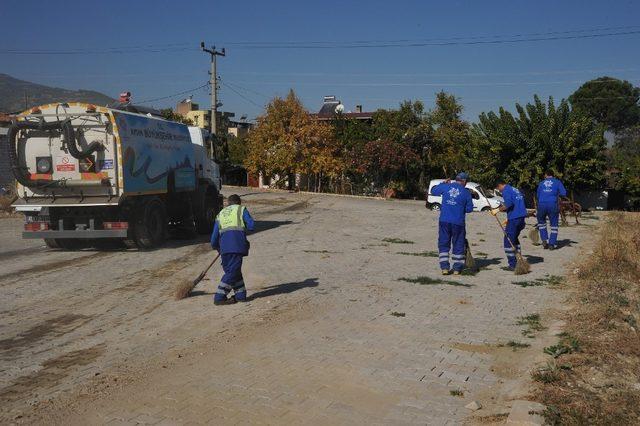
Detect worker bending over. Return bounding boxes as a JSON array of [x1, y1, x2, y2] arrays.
[[536, 170, 567, 250], [492, 180, 528, 270], [430, 172, 474, 275], [210, 194, 255, 305]]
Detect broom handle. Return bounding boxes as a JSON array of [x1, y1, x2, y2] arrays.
[[195, 253, 221, 284], [481, 190, 519, 252]]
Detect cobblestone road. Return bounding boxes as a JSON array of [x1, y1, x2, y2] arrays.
[[0, 189, 599, 425]]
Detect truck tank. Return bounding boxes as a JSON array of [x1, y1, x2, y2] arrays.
[[8, 102, 223, 249]]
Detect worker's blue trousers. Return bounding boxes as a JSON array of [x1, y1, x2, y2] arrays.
[[438, 222, 466, 272], [536, 203, 560, 246], [214, 253, 247, 302], [504, 217, 525, 268]]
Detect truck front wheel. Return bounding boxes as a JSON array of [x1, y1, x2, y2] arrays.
[[196, 192, 221, 235], [134, 198, 167, 249]]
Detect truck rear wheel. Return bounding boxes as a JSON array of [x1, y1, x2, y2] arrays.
[[133, 197, 167, 249], [44, 238, 60, 249]]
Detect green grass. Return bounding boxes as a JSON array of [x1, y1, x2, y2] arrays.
[[517, 313, 546, 338], [544, 334, 580, 358], [449, 389, 464, 397], [398, 276, 472, 287], [383, 238, 414, 244], [513, 274, 564, 287], [390, 311, 406, 317], [397, 251, 438, 257], [499, 340, 531, 351]]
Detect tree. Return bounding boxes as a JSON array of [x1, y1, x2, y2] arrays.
[[159, 108, 194, 125], [610, 126, 640, 198], [226, 134, 249, 165], [569, 77, 640, 132], [426, 92, 470, 179], [245, 90, 341, 186], [470, 95, 606, 192]]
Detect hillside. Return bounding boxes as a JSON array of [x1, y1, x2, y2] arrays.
[[0, 73, 114, 113]]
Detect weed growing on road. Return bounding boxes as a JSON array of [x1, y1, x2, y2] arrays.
[[390, 311, 406, 317], [532, 361, 562, 384], [499, 340, 531, 351], [397, 251, 438, 257], [303, 249, 339, 254], [383, 238, 414, 244], [512, 275, 563, 287], [398, 276, 471, 287], [516, 313, 545, 338], [475, 252, 488, 257], [478, 238, 486, 242], [449, 389, 464, 397], [543, 334, 580, 358]]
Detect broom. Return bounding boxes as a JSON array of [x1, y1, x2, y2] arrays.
[[174, 254, 220, 300], [529, 196, 541, 245], [464, 239, 479, 273], [482, 194, 531, 275]]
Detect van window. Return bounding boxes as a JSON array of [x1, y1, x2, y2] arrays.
[[469, 189, 480, 200]]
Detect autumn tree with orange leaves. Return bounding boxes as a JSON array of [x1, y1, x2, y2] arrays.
[[245, 90, 343, 189]]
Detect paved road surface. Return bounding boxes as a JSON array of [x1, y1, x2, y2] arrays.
[[0, 189, 599, 425]]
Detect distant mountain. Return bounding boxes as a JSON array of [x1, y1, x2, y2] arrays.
[[0, 73, 115, 113]]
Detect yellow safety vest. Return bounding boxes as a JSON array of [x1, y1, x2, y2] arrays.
[[217, 204, 246, 233]]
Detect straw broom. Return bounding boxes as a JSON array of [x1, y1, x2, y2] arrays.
[[174, 254, 220, 300], [481, 193, 531, 275], [528, 196, 541, 245], [464, 239, 479, 273]]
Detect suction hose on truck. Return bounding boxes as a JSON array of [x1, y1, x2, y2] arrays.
[[7, 119, 104, 188]]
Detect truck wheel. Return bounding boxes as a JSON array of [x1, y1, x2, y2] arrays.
[[481, 206, 491, 212], [196, 193, 220, 234], [134, 198, 167, 249], [44, 238, 60, 249], [430, 203, 441, 211]]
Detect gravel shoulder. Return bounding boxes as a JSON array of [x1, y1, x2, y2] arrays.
[[0, 189, 601, 424]]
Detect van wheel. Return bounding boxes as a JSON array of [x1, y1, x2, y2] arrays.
[[430, 203, 441, 211], [134, 198, 167, 249], [481, 206, 491, 212]]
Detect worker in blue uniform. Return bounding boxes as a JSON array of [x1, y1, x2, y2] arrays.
[[430, 172, 474, 275], [491, 180, 528, 270], [536, 170, 567, 250], [210, 194, 255, 305]]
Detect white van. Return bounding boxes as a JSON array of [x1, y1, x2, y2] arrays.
[[426, 179, 503, 212]]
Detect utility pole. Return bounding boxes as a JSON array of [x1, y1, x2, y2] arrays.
[[200, 42, 225, 143]]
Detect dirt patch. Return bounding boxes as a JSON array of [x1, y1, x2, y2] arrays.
[[0, 252, 118, 284], [531, 213, 640, 425], [0, 314, 92, 359], [0, 344, 105, 404]]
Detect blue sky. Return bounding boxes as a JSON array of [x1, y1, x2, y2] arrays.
[[1, 0, 639, 121]]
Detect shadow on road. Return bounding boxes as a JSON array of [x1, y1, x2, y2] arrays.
[[476, 257, 502, 268], [525, 254, 545, 264], [248, 278, 319, 301], [252, 220, 294, 234]]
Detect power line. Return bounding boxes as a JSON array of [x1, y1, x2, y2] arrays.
[[225, 24, 640, 46], [226, 29, 640, 49], [137, 82, 210, 104], [224, 81, 271, 99], [221, 81, 263, 108], [3, 25, 640, 54]]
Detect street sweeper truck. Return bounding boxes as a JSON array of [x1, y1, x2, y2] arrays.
[[8, 102, 223, 249]]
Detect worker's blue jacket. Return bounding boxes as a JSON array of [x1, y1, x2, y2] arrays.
[[431, 182, 474, 226], [210, 205, 255, 255], [502, 185, 528, 220], [536, 177, 567, 206]]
